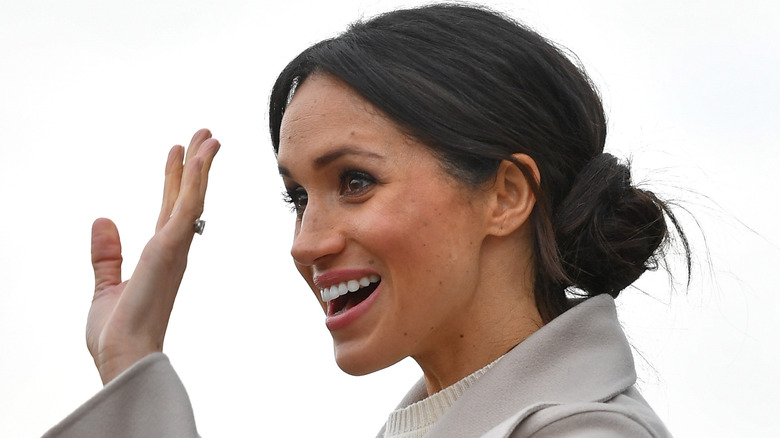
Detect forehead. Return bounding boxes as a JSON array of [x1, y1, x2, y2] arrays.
[[277, 74, 405, 163]]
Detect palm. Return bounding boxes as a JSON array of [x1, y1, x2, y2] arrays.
[[86, 278, 128, 374], [85, 130, 219, 384]]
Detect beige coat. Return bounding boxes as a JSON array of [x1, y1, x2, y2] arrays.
[[377, 295, 671, 437], [44, 295, 670, 437]]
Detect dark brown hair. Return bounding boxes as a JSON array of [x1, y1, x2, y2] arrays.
[[269, 4, 690, 322]]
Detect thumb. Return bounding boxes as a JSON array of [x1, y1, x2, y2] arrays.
[[91, 218, 122, 292]]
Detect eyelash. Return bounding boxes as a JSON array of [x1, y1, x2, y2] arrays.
[[281, 186, 307, 215], [282, 169, 377, 217], [339, 169, 376, 197]]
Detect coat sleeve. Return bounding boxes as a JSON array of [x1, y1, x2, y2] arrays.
[[42, 353, 198, 438]]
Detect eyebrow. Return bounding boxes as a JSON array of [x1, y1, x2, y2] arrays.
[[278, 147, 385, 176]]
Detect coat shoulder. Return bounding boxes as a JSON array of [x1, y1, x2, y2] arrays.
[[510, 392, 671, 438]]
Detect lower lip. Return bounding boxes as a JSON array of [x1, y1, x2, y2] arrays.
[[324, 284, 381, 331]]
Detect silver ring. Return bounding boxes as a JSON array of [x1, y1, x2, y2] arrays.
[[194, 219, 206, 235]]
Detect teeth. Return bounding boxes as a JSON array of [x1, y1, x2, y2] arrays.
[[320, 275, 381, 303]]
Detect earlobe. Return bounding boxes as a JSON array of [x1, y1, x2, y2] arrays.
[[488, 153, 540, 237]]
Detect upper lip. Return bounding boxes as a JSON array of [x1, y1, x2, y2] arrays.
[[313, 268, 380, 290]]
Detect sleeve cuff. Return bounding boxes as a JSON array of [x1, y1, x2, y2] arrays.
[[43, 353, 198, 438]]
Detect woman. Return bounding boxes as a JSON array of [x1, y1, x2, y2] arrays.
[[46, 4, 685, 437]]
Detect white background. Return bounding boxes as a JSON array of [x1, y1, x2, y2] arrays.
[[1, 0, 778, 436]]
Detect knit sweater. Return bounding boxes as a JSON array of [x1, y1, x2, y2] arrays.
[[383, 358, 500, 438]]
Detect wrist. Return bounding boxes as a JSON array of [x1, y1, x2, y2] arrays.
[[95, 347, 161, 385]]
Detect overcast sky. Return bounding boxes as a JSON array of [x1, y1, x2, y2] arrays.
[[1, 1, 778, 436]]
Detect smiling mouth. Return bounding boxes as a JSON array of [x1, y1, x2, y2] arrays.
[[321, 275, 381, 316]]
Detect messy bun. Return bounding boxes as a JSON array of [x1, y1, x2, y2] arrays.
[[554, 154, 676, 295], [269, 4, 690, 322]]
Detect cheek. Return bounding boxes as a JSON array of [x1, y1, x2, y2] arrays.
[[404, 203, 484, 289], [371, 195, 479, 273], [295, 262, 325, 312]]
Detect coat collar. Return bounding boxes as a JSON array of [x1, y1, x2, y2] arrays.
[[378, 295, 637, 437]]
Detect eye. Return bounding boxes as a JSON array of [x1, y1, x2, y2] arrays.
[[340, 170, 376, 197], [282, 186, 308, 216]]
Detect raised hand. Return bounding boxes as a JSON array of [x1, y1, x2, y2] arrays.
[[86, 129, 220, 384]]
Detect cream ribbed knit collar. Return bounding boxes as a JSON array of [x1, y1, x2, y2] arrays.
[[383, 357, 502, 438]]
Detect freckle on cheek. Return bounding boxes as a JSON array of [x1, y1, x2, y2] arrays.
[[368, 259, 375, 265]]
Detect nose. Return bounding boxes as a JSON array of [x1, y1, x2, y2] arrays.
[[290, 201, 346, 267]]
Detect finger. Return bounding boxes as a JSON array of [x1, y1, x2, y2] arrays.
[[196, 138, 221, 199], [156, 145, 185, 232], [91, 218, 123, 294], [167, 156, 205, 239], [184, 128, 212, 166], [165, 138, 220, 235]]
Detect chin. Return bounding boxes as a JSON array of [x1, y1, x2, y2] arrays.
[[333, 346, 400, 376]]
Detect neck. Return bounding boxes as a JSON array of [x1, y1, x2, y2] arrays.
[[414, 240, 542, 395], [412, 227, 544, 395]]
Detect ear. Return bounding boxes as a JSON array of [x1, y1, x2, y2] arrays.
[[486, 153, 540, 237]]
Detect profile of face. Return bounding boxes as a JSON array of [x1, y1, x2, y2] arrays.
[[277, 74, 509, 376]]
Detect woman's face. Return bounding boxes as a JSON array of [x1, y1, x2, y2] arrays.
[[277, 74, 494, 375]]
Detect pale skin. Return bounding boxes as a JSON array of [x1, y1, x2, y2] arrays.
[[87, 129, 220, 384], [85, 78, 544, 397]]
